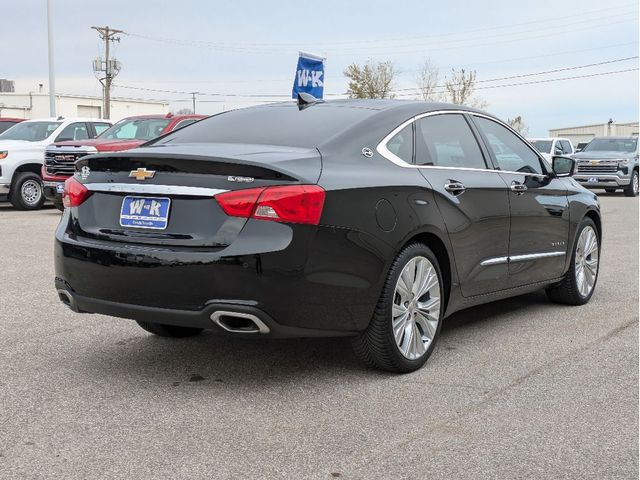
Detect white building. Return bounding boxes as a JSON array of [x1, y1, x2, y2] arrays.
[[549, 121, 639, 145], [0, 92, 169, 122]]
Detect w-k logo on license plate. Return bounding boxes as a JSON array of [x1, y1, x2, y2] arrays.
[[119, 196, 171, 230]]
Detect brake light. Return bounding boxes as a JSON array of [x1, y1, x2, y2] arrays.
[[215, 185, 325, 225], [62, 177, 92, 207]]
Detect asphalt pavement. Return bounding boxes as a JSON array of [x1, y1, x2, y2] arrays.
[[0, 193, 637, 479]]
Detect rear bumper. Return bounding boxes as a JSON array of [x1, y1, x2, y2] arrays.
[[54, 212, 386, 336], [55, 277, 350, 338]]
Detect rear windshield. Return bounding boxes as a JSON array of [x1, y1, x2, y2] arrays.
[[529, 140, 552, 154], [0, 121, 61, 141], [100, 118, 171, 141], [153, 104, 374, 148], [582, 138, 637, 153]]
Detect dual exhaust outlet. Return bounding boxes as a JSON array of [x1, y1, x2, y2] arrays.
[[58, 289, 270, 335]]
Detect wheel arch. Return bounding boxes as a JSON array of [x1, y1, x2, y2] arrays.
[[398, 230, 454, 312], [14, 163, 44, 177], [584, 208, 602, 243]]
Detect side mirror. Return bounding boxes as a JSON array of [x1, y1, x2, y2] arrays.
[[552, 156, 575, 177]]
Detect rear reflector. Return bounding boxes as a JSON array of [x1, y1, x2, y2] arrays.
[[215, 185, 325, 225], [62, 177, 92, 207]]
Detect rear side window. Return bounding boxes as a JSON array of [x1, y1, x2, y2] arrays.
[[474, 117, 543, 174], [415, 114, 486, 169], [93, 123, 111, 137], [386, 124, 413, 164]]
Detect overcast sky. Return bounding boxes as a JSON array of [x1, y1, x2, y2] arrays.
[[1, 0, 638, 135]]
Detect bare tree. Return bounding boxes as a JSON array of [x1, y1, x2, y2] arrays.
[[444, 68, 487, 108], [344, 60, 398, 99], [175, 108, 194, 115], [507, 116, 530, 136], [416, 58, 443, 102]]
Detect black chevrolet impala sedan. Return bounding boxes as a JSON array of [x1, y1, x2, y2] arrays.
[[54, 99, 601, 373]]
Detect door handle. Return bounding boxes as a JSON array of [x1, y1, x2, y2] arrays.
[[444, 181, 465, 195], [510, 182, 527, 195]]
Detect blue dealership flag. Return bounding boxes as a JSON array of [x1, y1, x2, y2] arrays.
[[292, 51, 326, 99]]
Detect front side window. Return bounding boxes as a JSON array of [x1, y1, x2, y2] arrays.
[[560, 140, 572, 154], [474, 117, 543, 174], [415, 114, 486, 169], [0, 121, 61, 141], [386, 124, 413, 164], [100, 118, 171, 141], [56, 122, 89, 142]]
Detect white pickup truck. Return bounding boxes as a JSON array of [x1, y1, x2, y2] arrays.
[[0, 117, 111, 209], [528, 137, 575, 162]]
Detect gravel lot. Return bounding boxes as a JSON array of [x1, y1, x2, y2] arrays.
[[0, 194, 637, 480]]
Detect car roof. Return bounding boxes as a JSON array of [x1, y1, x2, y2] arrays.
[[0, 117, 25, 122], [116, 114, 207, 121], [21, 117, 109, 123], [590, 136, 638, 140]]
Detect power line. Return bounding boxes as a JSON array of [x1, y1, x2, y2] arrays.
[[394, 67, 639, 97], [113, 56, 639, 99], [393, 55, 639, 93]]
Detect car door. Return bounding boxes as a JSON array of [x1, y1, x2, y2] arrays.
[[414, 112, 511, 297], [471, 115, 570, 287]]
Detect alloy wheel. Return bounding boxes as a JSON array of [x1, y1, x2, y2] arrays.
[[574, 226, 599, 297], [392, 256, 441, 360]]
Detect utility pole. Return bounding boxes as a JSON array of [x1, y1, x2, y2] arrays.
[[191, 92, 197, 113], [91, 26, 123, 119], [46, 0, 56, 117]]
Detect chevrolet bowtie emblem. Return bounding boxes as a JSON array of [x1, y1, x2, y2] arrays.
[[129, 168, 156, 181], [590, 160, 599, 165]]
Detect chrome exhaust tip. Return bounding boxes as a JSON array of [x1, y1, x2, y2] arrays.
[[57, 289, 79, 312], [210, 311, 270, 334]]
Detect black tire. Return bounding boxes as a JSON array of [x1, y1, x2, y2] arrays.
[[623, 169, 638, 197], [604, 188, 617, 193], [136, 321, 203, 338], [546, 217, 599, 306], [352, 243, 444, 373], [9, 172, 45, 210]]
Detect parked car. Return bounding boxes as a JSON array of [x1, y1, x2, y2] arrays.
[[572, 136, 639, 196], [528, 137, 574, 161], [575, 141, 590, 152], [43, 113, 206, 209], [0, 117, 111, 209], [0, 117, 25, 135], [55, 100, 601, 373]]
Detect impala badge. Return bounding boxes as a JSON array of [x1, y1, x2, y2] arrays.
[[129, 168, 156, 181], [227, 176, 254, 183]]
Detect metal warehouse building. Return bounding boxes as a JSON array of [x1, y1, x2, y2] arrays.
[[0, 92, 168, 122], [549, 121, 639, 145]]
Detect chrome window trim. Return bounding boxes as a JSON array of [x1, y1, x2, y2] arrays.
[[480, 251, 565, 267], [376, 109, 547, 176], [84, 183, 227, 197]]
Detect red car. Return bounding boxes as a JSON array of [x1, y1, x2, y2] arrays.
[[43, 113, 205, 207], [0, 117, 25, 134]]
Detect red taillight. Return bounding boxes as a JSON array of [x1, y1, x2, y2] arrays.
[[62, 177, 91, 207], [215, 185, 325, 225]]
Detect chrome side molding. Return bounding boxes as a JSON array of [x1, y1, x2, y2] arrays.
[[480, 251, 565, 266]]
